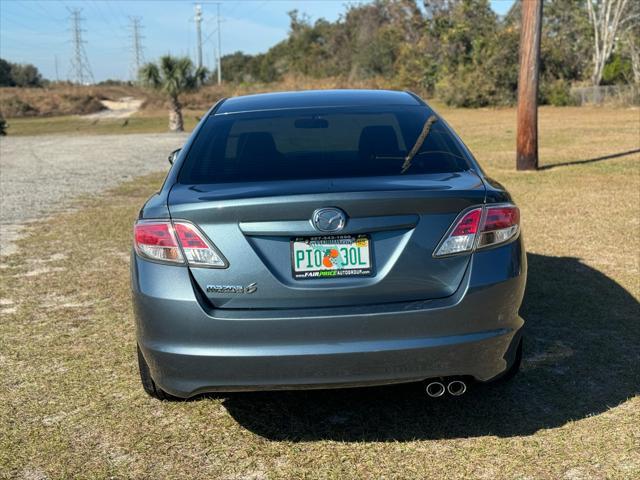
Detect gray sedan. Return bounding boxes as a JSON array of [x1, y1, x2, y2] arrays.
[[131, 89, 526, 399]]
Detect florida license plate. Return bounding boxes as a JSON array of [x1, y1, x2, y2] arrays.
[[291, 234, 373, 279]]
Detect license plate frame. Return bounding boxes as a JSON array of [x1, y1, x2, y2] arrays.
[[290, 234, 374, 280]]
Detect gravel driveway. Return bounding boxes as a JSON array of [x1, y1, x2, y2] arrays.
[[0, 133, 188, 255]]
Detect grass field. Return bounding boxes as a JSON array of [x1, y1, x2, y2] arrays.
[[1, 106, 639, 479], [3, 109, 204, 136]]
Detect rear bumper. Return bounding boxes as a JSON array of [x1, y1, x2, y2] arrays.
[[132, 239, 526, 398]]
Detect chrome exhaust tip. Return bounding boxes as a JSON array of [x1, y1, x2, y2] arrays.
[[447, 380, 467, 396], [425, 381, 446, 398]]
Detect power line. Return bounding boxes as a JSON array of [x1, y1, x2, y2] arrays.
[[15, 1, 66, 23], [129, 16, 145, 81], [105, 0, 129, 29], [68, 8, 95, 85], [201, 2, 223, 84]]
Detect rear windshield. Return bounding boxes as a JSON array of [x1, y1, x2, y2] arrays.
[[179, 105, 471, 184]]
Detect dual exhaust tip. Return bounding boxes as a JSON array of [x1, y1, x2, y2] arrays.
[[425, 379, 467, 398]]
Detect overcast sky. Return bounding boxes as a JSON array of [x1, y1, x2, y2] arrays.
[[0, 0, 515, 82]]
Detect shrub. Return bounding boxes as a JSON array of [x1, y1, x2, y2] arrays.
[[61, 94, 105, 115], [601, 53, 633, 85], [437, 65, 515, 108], [540, 79, 576, 106], [0, 95, 38, 117]]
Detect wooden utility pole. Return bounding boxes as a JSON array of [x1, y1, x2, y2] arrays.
[[516, 0, 543, 171]]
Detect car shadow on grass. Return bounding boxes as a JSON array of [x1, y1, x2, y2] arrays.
[[221, 253, 639, 441]]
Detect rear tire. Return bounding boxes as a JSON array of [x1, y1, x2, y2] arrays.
[[137, 345, 175, 400]]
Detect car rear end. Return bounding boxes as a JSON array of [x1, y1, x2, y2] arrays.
[[131, 90, 526, 398]]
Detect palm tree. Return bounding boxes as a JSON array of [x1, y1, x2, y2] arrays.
[[139, 56, 206, 132]]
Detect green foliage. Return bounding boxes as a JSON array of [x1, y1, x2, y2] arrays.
[[538, 0, 592, 84], [0, 58, 44, 87], [601, 53, 633, 85], [139, 55, 205, 131], [220, 52, 255, 83], [10, 63, 43, 87], [220, 51, 280, 84], [139, 56, 203, 100], [540, 78, 576, 106], [214, 0, 609, 107], [0, 59, 12, 86], [139, 1, 630, 107], [432, 0, 520, 107], [219, 1, 423, 84]]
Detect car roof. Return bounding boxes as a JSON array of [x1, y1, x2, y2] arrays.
[[213, 89, 424, 115]]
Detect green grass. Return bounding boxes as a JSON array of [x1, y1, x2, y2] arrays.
[[3, 110, 204, 136], [0, 106, 639, 479]]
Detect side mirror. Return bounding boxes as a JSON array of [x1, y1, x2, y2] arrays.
[[168, 148, 181, 165]]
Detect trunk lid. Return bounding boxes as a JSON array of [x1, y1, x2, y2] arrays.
[[168, 171, 485, 309]]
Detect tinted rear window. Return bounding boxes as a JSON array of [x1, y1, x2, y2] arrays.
[[179, 106, 471, 184]]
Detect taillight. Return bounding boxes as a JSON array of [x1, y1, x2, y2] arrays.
[[173, 222, 227, 267], [134, 222, 183, 263], [134, 220, 228, 267], [433, 208, 482, 256], [477, 206, 520, 248], [434, 204, 520, 257]]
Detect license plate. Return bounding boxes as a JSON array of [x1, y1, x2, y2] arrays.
[[291, 234, 373, 279]]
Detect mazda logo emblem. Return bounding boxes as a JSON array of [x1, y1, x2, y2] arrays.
[[312, 208, 347, 233]]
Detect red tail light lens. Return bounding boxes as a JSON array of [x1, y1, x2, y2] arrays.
[[134, 220, 228, 267], [134, 222, 183, 263], [173, 222, 228, 267], [477, 205, 520, 248], [434, 204, 520, 257], [174, 222, 209, 249], [434, 208, 482, 256], [451, 208, 482, 236]]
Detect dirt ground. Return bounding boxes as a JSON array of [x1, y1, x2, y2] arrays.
[[0, 132, 187, 254], [84, 97, 144, 119]]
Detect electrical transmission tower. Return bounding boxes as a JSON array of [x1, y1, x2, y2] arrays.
[[129, 17, 145, 82], [68, 8, 95, 84], [197, 1, 223, 83]]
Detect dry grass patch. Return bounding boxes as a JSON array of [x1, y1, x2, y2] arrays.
[[0, 84, 144, 118], [0, 107, 638, 479], [3, 110, 204, 136]]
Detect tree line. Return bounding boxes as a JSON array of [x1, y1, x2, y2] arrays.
[[3, 0, 637, 112], [220, 0, 639, 107]]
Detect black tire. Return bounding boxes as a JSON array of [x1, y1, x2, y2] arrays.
[[137, 345, 175, 400]]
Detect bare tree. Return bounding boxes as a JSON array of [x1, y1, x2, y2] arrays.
[[621, 2, 640, 85], [586, 0, 637, 85], [625, 33, 640, 84]]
